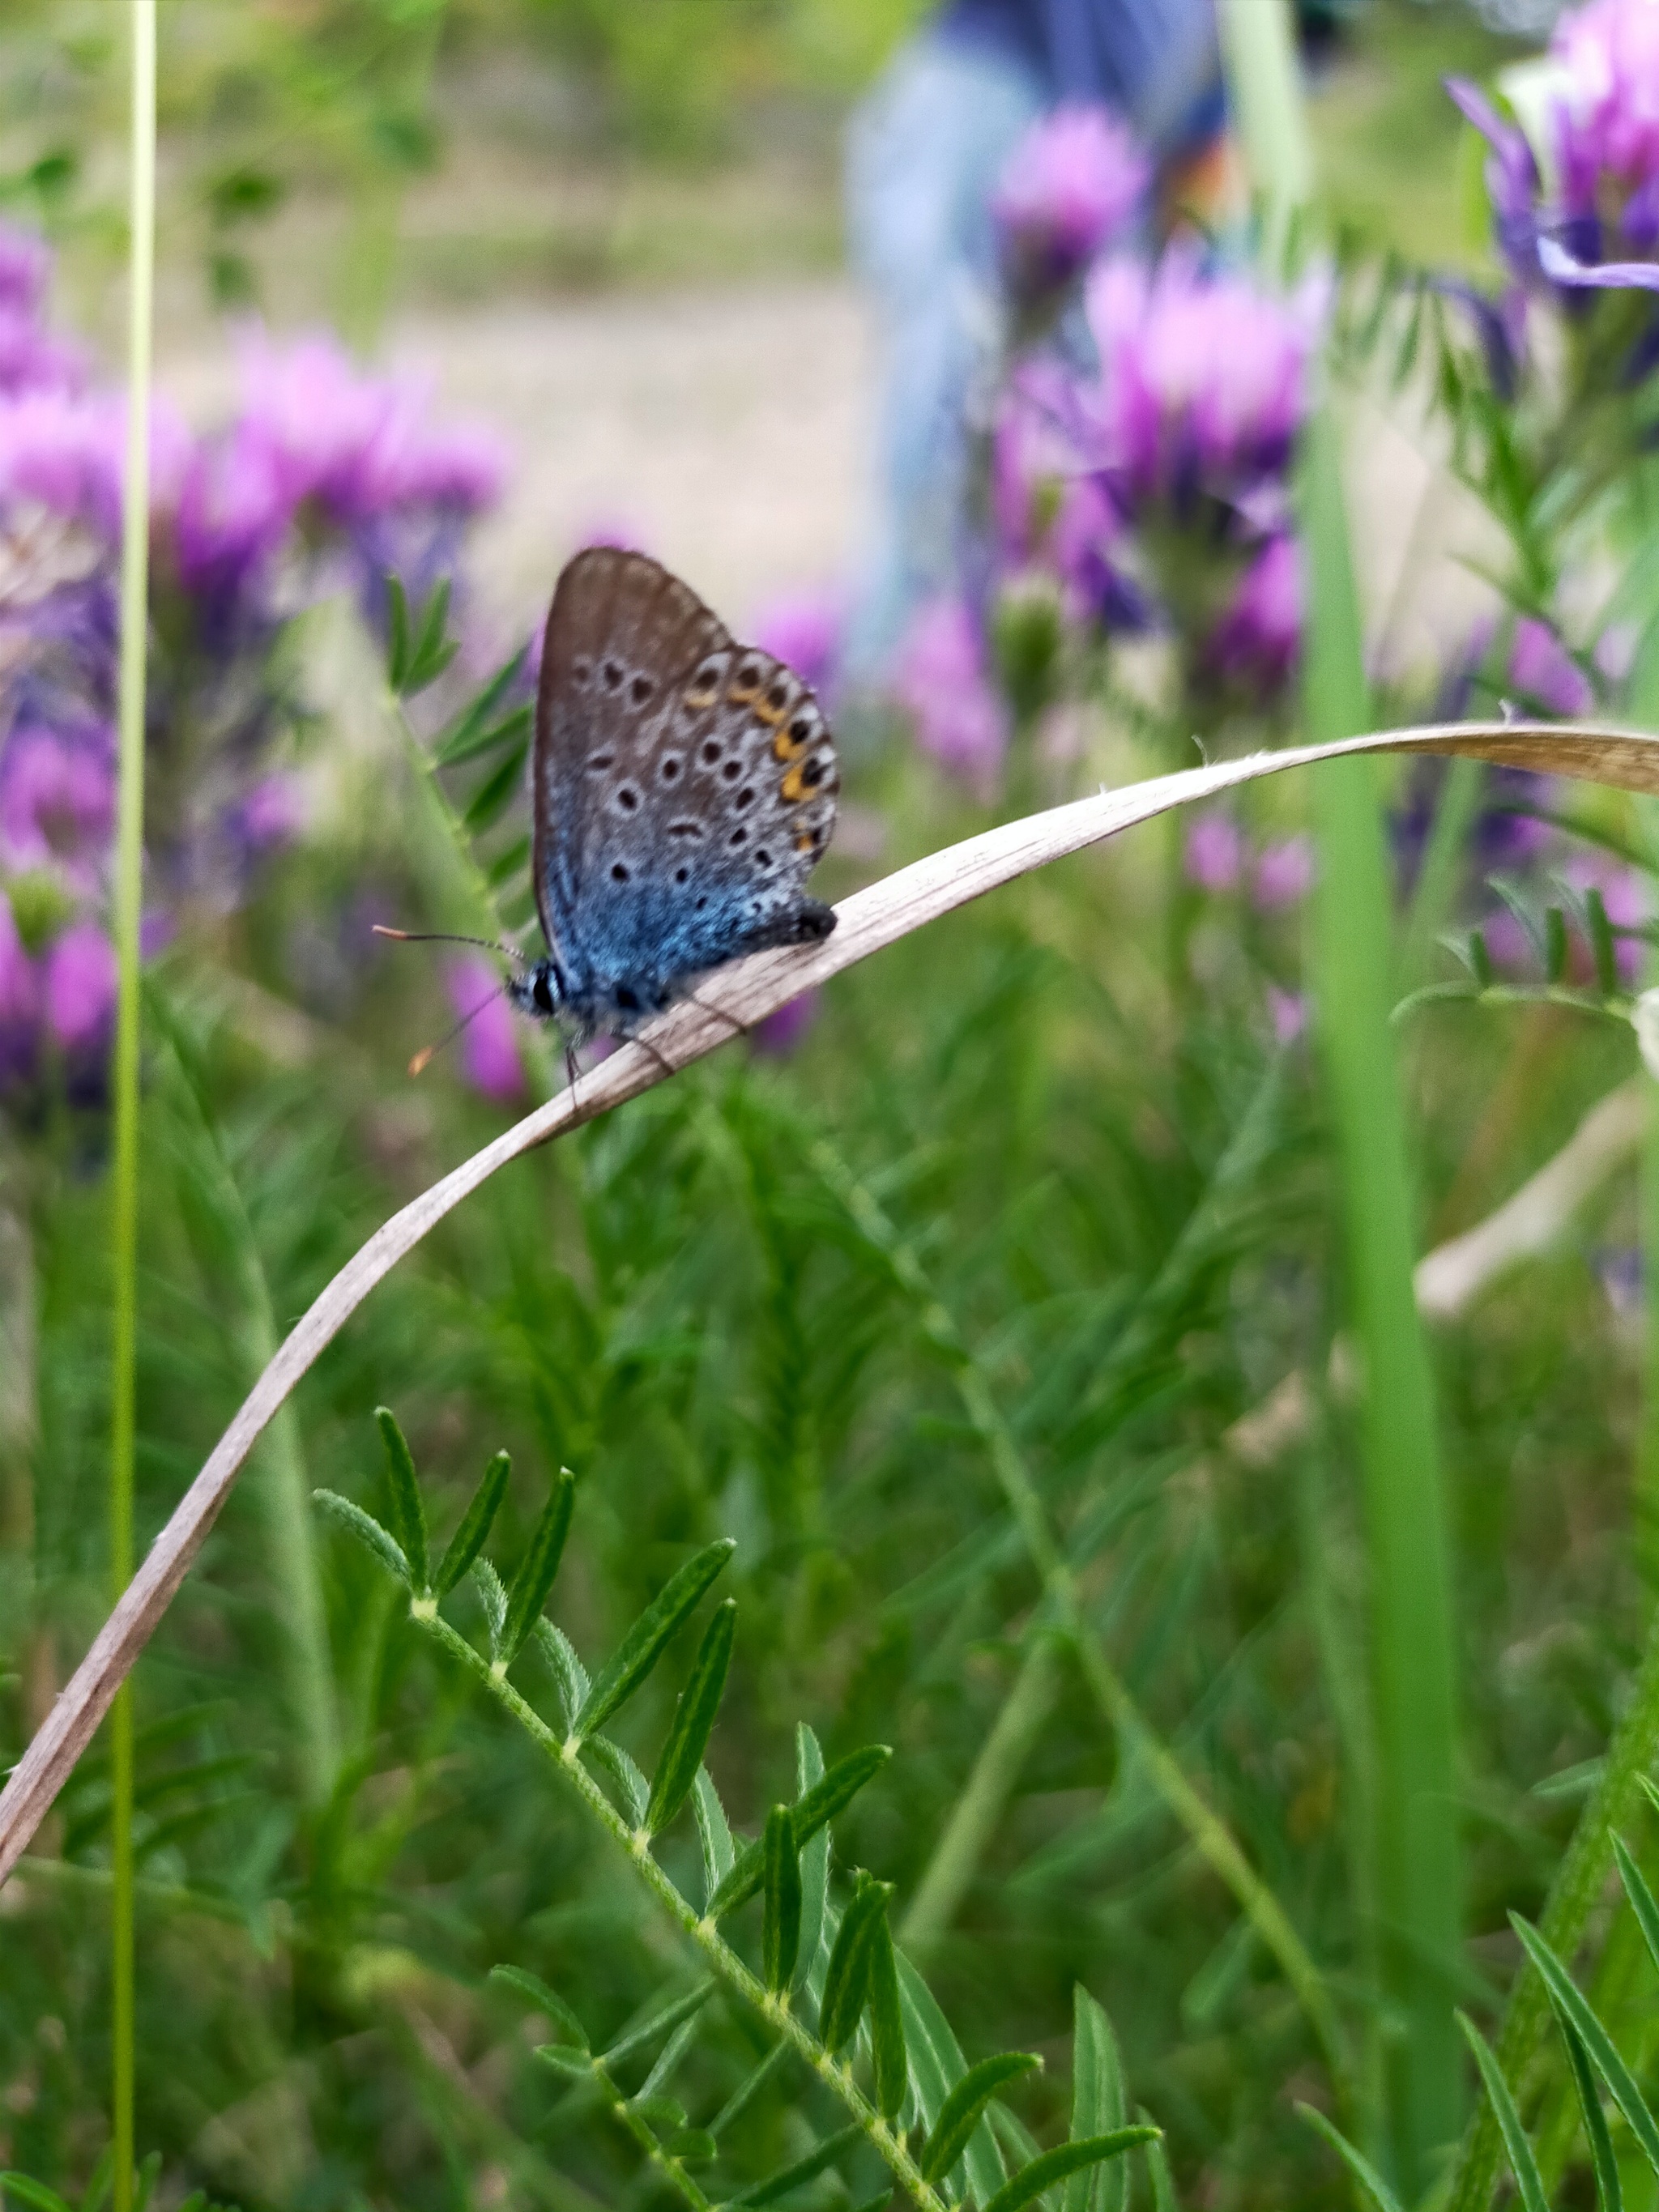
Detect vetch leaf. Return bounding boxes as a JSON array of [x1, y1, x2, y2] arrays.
[[601, 1980, 714, 2069], [921, 2054, 1043, 2184], [462, 739, 529, 834], [694, 1767, 736, 1912], [735, 2123, 862, 2207], [432, 646, 528, 762], [709, 2044, 789, 2141], [819, 1876, 889, 2052], [313, 1489, 407, 1584], [375, 1407, 427, 1592], [1065, 1988, 1125, 2212], [575, 1538, 735, 1737], [710, 1743, 890, 1916], [584, 1733, 650, 1824], [1563, 2017, 1623, 2212], [501, 1468, 576, 1663], [980, 2131, 1160, 2212], [433, 1449, 510, 1596], [486, 833, 532, 889], [533, 1617, 589, 1732], [646, 1599, 735, 1836], [898, 1951, 1005, 2206], [406, 578, 455, 692], [1512, 1912, 1659, 2176], [1, 2180, 76, 2212], [630, 2096, 687, 2130], [793, 1724, 828, 1993], [386, 573, 412, 689], [1142, 2117, 1178, 2212], [762, 1804, 801, 1993], [438, 701, 531, 770], [666, 2130, 717, 2165], [868, 1913, 907, 2120], [1295, 2104, 1405, 2212], [1589, 887, 1619, 995], [474, 1558, 508, 1662], [1458, 2012, 1547, 2212], [535, 2043, 591, 2080], [488, 1963, 589, 2048]]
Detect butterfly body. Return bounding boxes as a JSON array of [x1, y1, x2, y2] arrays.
[[515, 548, 840, 1044]]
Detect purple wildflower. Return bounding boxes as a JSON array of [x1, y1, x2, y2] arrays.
[[234, 330, 502, 528], [0, 225, 50, 316], [1185, 813, 1243, 892], [0, 893, 39, 1090], [223, 774, 305, 867], [1252, 833, 1315, 910], [993, 105, 1149, 303], [446, 955, 524, 1104], [750, 590, 842, 699], [0, 389, 191, 539], [1206, 533, 1302, 697], [993, 364, 1140, 629], [171, 425, 295, 612], [1082, 246, 1323, 512], [753, 990, 820, 1055], [42, 918, 117, 1054], [0, 308, 84, 399], [0, 720, 116, 893], [893, 598, 1009, 790], [1509, 616, 1593, 715]]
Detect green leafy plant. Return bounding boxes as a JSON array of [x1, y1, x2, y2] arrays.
[[315, 1410, 1162, 2210]]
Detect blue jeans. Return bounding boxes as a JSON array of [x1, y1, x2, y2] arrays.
[[842, 34, 1046, 689]]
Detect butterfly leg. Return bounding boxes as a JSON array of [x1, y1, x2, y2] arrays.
[[564, 1043, 580, 1093]]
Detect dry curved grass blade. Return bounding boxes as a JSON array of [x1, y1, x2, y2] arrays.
[[1, 716, 1654, 1885]]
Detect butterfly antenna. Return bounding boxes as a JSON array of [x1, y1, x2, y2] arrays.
[[407, 987, 508, 1079], [374, 923, 518, 959]]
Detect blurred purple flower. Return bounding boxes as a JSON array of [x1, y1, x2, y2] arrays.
[[0, 309, 84, 399], [1083, 247, 1323, 511], [1253, 833, 1315, 910], [1509, 616, 1593, 715], [0, 892, 40, 1089], [172, 425, 294, 612], [993, 364, 1140, 629], [1206, 533, 1302, 697], [235, 330, 503, 529], [0, 720, 116, 893], [42, 918, 116, 1053], [0, 224, 51, 316], [446, 954, 523, 1103], [993, 104, 1149, 301], [1185, 812, 1242, 892], [893, 597, 1009, 789], [0, 389, 191, 538], [223, 774, 305, 867], [753, 990, 819, 1055], [1267, 986, 1307, 1045], [750, 590, 842, 698]]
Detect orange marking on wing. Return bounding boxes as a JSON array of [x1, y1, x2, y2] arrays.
[[773, 728, 809, 761], [781, 762, 810, 803], [684, 681, 719, 710], [753, 697, 789, 726]]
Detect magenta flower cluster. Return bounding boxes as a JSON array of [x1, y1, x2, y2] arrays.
[[1449, 0, 1659, 304], [992, 104, 1149, 307], [0, 220, 502, 1116]]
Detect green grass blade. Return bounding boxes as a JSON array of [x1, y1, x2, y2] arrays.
[[1563, 2017, 1624, 2212], [501, 1468, 576, 1664], [1, 2179, 77, 2212], [1612, 1833, 1659, 1973], [375, 1407, 428, 1593], [433, 1450, 511, 1596], [1294, 2104, 1405, 2212], [979, 2131, 1160, 2212], [1512, 1914, 1659, 2175], [576, 1539, 735, 1737], [762, 1805, 801, 1993], [1303, 397, 1464, 2186], [1457, 2012, 1548, 2212], [1066, 1987, 1126, 2212], [920, 2054, 1042, 2184], [646, 1600, 736, 1836]]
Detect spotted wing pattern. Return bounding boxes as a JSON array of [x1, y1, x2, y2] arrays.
[[533, 547, 840, 1034]]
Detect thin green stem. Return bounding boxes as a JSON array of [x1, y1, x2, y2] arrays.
[[586, 2052, 715, 2212], [901, 1632, 1064, 1957], [413, 1608, 949, 2212], [109, 7, 156, 2206], [812, 1144, 1353, 2116]]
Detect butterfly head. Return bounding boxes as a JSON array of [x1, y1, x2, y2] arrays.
[[507, 957, 565, 1024]]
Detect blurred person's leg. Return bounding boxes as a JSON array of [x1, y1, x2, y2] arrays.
[[841, 32, 1043, 696]]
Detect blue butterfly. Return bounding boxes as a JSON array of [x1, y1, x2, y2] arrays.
[[506, 548, 840, 1047]]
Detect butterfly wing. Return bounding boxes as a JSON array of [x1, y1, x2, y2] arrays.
[[533, 547, 839, 1029]]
